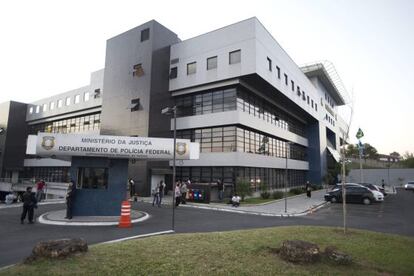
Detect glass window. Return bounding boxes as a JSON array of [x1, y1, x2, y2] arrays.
[[66, 97, 71, 106], [284, 74, 288, 85], [77, 167, 108, 189], [267, 57, 272, 71], [229, 50, 241, 64], [170, 67, 177, 79], [58, 99, 63, 108], [29, 107, 33, 114], [276, 66, 280, 79], [35, 106, 40, 113], [84, 92, 90, 102], [291, 80, 294, 91], [187, 62, 196, 75], [42, 104, 47, 112], [141, 28, 150, 42], [75, 94, 80, 104], [207, 56, 217, 70], [50, 102, 55, 110]]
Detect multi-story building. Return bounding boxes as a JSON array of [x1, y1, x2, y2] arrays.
[[0, 18, 348, 196]]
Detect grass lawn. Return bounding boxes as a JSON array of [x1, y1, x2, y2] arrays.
[[3, 226, 414, 275]]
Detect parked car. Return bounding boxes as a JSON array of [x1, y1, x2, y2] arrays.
[[333, 183, 384, 202], [359, 183, 386, 196], [404, 181, 414, 190], [325, 185, 376, 205]]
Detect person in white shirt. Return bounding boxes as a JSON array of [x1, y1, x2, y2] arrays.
[[5, 193, 16, 204], [231, 194, 241, 207]]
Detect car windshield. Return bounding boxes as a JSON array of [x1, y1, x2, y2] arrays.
[[408, 181, 414, 184]]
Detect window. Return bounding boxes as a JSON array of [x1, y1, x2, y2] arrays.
[[267, 57, 272, 71], [229, 49, 241, 64], [276, 66, 280, 79], [35, 106, 40, 113], [75, 94, 80, 104], [297, 86, 301, 96], [130, 98, 140, 112], [29, 107, 33, 114], [207, 56, 217, 70], [66, 97, 71, 106], [315, 103, 318, 111], [50, 101, 55, 110], [291, 80, 294, 91], [311, 99, 314, 108], [284, 74, 288, 85], [170, 67, 177, 79], [94, 89, 101, 99], [187, 62, 196, 75], [58, 99, 63, 108], [77, 167, 108, 189], [140, 28, 150, 42], [42, 104, 47, 112], [84, 92, 90, 102], [307, 96, 310, 104], [302, 91, 306, 101], [133, 64, 144, 77]]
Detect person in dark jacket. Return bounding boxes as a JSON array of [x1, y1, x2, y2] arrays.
[[305, 181, 312, 198], [20, 187, 37, 224], [65, 180, 76, 219]]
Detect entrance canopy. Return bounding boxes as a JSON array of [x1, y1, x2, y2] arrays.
[[327, 146, 341, 163], [26, 132, 199, 160]]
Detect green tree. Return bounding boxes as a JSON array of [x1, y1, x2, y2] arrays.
[[345, 144, 359, 158], [390, 151, 400, 158], [236, 178, 252, 201], [363, 143, 378, 159]]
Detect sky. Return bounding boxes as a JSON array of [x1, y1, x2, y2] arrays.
[[0, 0, 413, 155]]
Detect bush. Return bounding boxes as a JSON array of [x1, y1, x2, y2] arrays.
[[272, 191, 284, 199], [311, 184, 323, 191], [236, 178, 252, 201], [289, 187, 304, 195], [260, 191, 270, 199]]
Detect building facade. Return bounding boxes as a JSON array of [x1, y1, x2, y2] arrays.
[[0, 18, 348, 196]]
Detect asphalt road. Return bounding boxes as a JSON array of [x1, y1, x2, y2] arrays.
[[0, 188, 413, 268]]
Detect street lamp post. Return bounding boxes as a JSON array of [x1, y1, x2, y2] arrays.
[[161, 106, 177, 231]]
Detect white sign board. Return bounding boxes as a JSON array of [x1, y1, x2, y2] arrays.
[[26, 133, 199, 160]]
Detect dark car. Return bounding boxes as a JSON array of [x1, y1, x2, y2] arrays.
[[324, 185, 375, 205], [359, 183, 386, 196]]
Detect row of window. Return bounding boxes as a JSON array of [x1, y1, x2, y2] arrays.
[[176, 166, 306, 191], [23, 167, 70, 183], [177, 125, 307, 161], [169, 50, 241, 79], [28, 113, 101, 134], [175, 86, 306, 137], [325, 114, 336, 127], [266, 57, 318, 113], [325, 92, 335, 109], [28, 89, 100, 115]]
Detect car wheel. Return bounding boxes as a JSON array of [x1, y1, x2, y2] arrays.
[[330, 197, 337, 203], [362, 197, 371, 205]]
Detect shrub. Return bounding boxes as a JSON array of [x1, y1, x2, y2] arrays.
[[289, 187, 304, 195], [311, 184, 323, 191], [272, 191, 284, 199], [260, 191, 270, 199], [236, 178, 252, 201]]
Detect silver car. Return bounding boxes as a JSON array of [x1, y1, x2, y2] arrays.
[[404, 181, 414, 190]]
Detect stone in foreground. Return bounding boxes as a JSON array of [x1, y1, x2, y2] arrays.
[[278, 240, 320, 263], [324, 245, 352, 265], [25, 238, 88, 263]]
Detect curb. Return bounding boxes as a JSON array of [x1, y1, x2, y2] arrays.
[[99, 230, 175, 245], [38, 211, 150, 226], [179, 200, 329, 217]]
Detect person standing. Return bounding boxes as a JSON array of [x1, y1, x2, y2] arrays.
[[20, 187, 37, 224], [180, 180, 188, 204], [217, 179, 224, 201], [305, 181, 312, 198], [174, 182, 181, 208], [65, 180, 76, 220], [158, 180, 166, 206], [128, 178, 136, 201], [152, 183, 160, 207], [35, 179, 46, 203]]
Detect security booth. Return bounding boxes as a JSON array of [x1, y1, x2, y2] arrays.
[[26, 132, 199, 216]]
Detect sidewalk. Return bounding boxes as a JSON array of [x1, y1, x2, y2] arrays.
[[140, 189, 328, 217]]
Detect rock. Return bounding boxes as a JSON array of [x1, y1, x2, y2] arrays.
[[278, 240, 320, 263], [25, 238, 88, 263], [324, 246, 352, 265]]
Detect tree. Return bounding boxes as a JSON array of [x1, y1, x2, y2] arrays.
[[235, 178, 252, 201], [363, 143, 378, 159], [403, 151, 414, 159], [390, 151, 400, 158], [345, 144, 358, 158]]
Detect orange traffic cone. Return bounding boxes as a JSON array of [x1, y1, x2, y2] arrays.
[[118, 201, 132, 228]]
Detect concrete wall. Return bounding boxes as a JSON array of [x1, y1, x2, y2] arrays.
[[348, 168, 414, 187], [70, 157, 128, 216]]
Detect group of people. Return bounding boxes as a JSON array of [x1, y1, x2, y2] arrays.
[[151, 180, 166, 207], [174, 179, 190, 207]]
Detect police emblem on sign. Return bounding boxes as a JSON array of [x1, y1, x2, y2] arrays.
[[41, 136, 55, 150], [176, 142, 187, 155]]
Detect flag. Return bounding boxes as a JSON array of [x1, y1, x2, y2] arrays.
[[356, 128, 364, 139]]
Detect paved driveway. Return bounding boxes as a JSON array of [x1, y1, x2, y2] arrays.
[[0, 188, 413, 268]]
